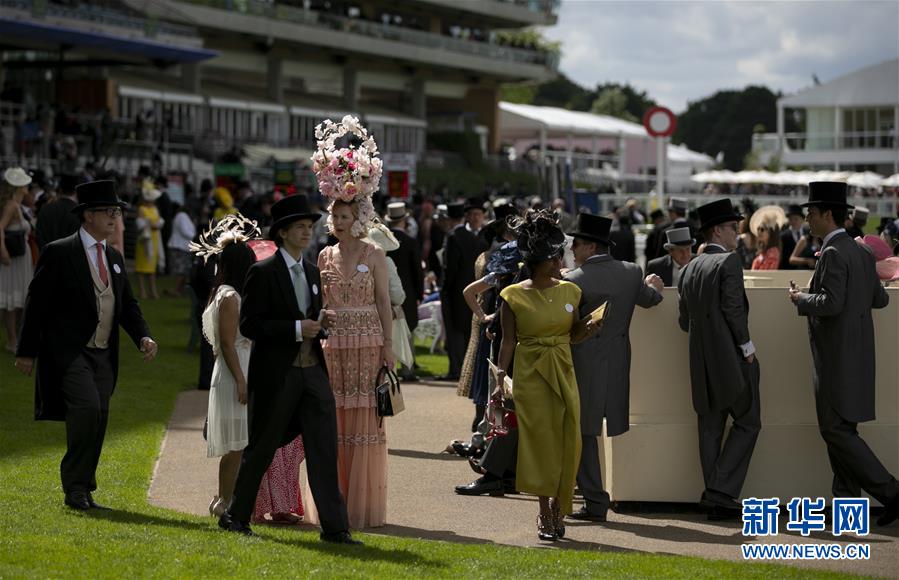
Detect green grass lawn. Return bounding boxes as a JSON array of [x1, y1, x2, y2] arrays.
[[0, 277, 857, 578]]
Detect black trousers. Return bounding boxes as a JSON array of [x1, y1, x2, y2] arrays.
[[698, 358, 761, 499], [478, 401, 518, 479], [229, 365, 348, 533], [60, 347, 114, 494], [816, 390, 899, 504], [576, 434, 611, 515]]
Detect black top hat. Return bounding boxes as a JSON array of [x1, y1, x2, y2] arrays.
[[650, 208, 665, 221], [786, 204, 804, 218], [447, 202, 465, 220], [802, 181, 854, 209], [570, 212, 615, 246], [71, 180, 128, 214], [58, 173, 81, 194], [463, 197, 486, 212], [493, 203, 518, 222], [268, 194, 322, 240], [697, 198, 743, 231]]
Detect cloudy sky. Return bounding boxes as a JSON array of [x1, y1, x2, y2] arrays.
[[542, 0, 899, 113]]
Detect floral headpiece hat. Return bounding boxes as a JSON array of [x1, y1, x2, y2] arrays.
[[311, 115, 383, 238], [189, 213, 262, 263]]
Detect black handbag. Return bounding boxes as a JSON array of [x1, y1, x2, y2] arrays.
[[3, 229, 26, 258], [375, 366, 404, 421]]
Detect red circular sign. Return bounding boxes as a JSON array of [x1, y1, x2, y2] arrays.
[[643, 106, 677, 138]]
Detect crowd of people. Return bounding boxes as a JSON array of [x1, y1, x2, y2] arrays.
[[5, 113, 899, 543]]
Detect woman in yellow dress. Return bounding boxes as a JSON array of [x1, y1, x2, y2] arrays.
[[135, 185, 164, 299], [495, 209, 600, 542]]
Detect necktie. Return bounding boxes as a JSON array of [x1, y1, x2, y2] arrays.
[[291, 262, 309, 315], [95, 243, 108, 286]]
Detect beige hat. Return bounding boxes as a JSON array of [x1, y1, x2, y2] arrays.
[[4, 167, 32, 188], [385, 201, 409, 222], [367, 222, 400, 252]]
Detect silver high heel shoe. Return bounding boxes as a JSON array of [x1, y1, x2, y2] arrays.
[[209, 496, 223, 517]]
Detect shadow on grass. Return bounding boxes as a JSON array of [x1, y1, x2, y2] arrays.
[[568, 518, 748, 546], [84, 508, 442, 568]]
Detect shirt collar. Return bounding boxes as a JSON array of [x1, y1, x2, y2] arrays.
[[279, 247, 302, 270], [79, 227, 106, 250], [585, 253, 610, 264], [705, 243, 728, 253], [822, 228, 845, 249], [465, 222, 480, 235]]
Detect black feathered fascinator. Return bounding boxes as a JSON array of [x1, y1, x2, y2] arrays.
[[510, 209, 566, 263]]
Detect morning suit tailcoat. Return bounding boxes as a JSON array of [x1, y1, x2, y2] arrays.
[[779, 228, 801, 270], [644, 221, 669, 262], [795, 232, 888, 423], [565, 255, 662, 436], [239, 251, 327, 421], [677, 245, 751, 415], [17, 232, 150, 421], [35, 196, 80, 250], [387, 227, 424, 330], [442, 224, 488, 331], [646, 254, 676, 287]]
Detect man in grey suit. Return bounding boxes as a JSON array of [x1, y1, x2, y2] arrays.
[[646, 226, 694, 287], [678, 199, 761, 520], [788, 182, 899, 527], [565, 212, 664, 521]]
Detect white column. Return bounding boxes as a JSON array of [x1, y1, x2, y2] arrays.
[[833, 106, 841, 170], [776, 102, 785, 154], [539, 126, 547, 192], [617, 134, 626, 181], [656, 136, 666, 210]]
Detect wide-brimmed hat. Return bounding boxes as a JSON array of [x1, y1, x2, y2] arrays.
[[3, 167, 32, 188], [856, 235, 899, 281], [569, 212, 614, 246], [663, 227, 695, 250], [749, 205, 787, 236], [802, 181, 854, 209], [71, 180, 128, 214], [384, 201, 409, 223], [367, 223, 400, 252], [268, 194, 322, 240], [697, 198, 743, 231]]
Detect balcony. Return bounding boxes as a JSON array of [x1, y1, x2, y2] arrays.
[[753, 131, 899, 168], [414, 0, 560, 26], [161, 0, 558, 79]]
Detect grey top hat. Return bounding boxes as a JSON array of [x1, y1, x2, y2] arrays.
[[385, 201, 409, 222], [663, 226, 695, 250], [668, 197, 689, 211], [853, 207, 870, 223]]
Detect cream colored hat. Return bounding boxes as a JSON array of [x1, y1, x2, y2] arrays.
[[367, 222, 400, 252], [4, 167, 32, 188]]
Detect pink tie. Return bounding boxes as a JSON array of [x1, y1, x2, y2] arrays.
[[96, 243, 108, 286]]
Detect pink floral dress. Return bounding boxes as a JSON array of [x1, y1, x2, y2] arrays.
[[305, 242, 387, 529], [253, 436, 305, 523]]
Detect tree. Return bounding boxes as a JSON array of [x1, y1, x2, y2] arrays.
[[674, 86, 779, 171], [590, 87, 638, 122]]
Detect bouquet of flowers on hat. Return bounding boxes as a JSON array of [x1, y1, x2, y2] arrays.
[[311, 115, 383, 237], [189, 213, 264, 262]]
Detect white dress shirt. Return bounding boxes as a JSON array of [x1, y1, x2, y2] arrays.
[[280, 247, 307, 342], [79, 227, 109, 280]]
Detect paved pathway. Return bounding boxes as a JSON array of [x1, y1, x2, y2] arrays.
[[149, 382, 898, 577]]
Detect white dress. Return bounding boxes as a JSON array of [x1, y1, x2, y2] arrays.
[[0, 213, 33, 310], [203, 284, 250, 457]]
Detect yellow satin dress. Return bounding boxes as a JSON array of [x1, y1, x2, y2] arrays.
[[499, 280, 582, 514]]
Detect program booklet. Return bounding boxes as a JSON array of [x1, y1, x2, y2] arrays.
[[589, 301, 610, 325]]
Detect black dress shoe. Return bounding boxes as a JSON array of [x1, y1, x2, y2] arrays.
[[87, 493, 111, 511], [320, 531, 363, 545], [399, 372, 420, 382], [700, 490, 741, 510], [707, 505, 741, 521], [64, 491, 91, 511], [567, 506, 607, 522], [877, 494, 899, 526], [455, 476, 504, 496], [218, 511, 254, 536]]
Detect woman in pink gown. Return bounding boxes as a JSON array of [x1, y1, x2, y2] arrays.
[[253, 436, 306, 524], [305, 199, 395, 529]]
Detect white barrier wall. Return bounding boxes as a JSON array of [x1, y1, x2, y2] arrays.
[[600, 276, 899, 505]]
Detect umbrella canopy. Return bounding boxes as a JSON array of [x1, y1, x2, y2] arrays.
[[882, 174, 899, 187], [847, 171, 884, 189]]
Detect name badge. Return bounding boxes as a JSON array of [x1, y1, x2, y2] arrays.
[[565, 303, 574, 313], [113, 264, 122, 274], [357, 264, 369, 273], [312, 283, 319, 295]]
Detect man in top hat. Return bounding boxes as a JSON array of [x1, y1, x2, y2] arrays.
[[845, 206, 868, 239], [14, 180, 158, 510], [564, 212, 663, 522], [788, 182, 899, 526], [218, 194, 358, 543], [385, 201, 424, 379], [646, 197, 690, 261], [779, 204, 806, 270], [35, 173, 82, 250], [677, 198, 761, 520], [646, 227, 694, 287], [440, 199, 488, 380]]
